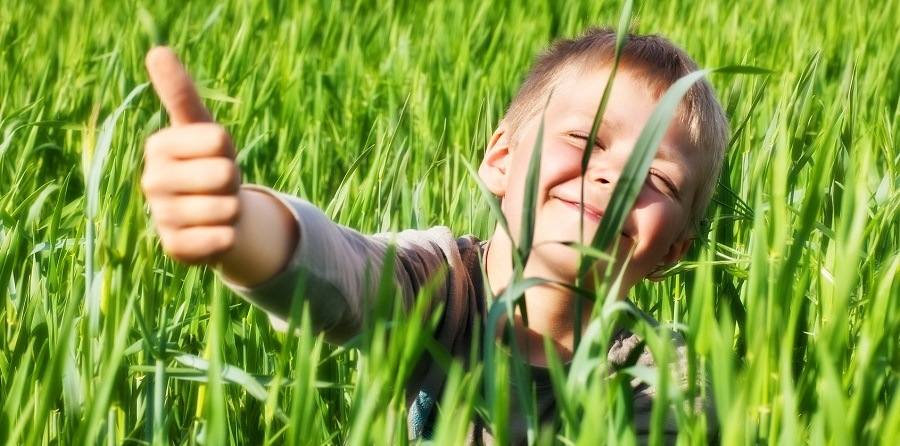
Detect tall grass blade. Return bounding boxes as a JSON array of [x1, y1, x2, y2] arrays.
[[517, 112, 545, 267]]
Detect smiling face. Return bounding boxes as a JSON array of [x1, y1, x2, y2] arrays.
[[480, 66, 699, 291]]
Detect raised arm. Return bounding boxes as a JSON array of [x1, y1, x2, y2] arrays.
[[142, 46, 298, 286]]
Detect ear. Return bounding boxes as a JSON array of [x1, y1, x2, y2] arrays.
[[478, 128, 512, 196], [647, 237, 692, 282], [664, 237, 692, 264]]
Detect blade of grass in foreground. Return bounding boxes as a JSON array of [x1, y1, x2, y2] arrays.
[[84, 82, 149, 336], [197, 279, 228, 444], [463, 161, 514, 269], [79, 83, 149, 420], [574, 0, 632, 348], [517, 110, 544, 269]]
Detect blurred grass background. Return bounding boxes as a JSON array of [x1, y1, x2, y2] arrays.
[[1, 0, 898, 444]]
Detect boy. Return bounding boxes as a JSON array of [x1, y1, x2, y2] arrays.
[[142, 27, 728, 443]]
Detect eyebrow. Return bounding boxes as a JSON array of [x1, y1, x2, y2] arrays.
[[654, 145, 688, 169], [572, 109, 622, 134]]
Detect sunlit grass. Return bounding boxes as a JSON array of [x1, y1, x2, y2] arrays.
[[1, 0, 899, 444]]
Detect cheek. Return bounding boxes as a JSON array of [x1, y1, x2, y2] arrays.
[[537, 146, 583, 183], [636, 200, 686, 240]]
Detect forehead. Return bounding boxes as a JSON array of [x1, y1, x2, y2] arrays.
[[548, 67, 693, 143], [548, 65, 655, 114]]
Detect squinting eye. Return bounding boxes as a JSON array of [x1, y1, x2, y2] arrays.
[[648, 170, 679, 198], [570, 133, 605, 151]]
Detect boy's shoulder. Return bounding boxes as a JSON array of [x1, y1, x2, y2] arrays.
[[377, 226, 487, 270], [606, 306, 717, 439], [388, 226, 484, 250], [607, 304, 688, 374]]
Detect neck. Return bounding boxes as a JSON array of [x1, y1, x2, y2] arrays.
[[484, 237, 595, 365]]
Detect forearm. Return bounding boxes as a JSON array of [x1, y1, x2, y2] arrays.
[[217, 187, 299, 287], [220, 191, 459, 342]]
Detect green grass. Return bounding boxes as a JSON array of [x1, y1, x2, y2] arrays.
[[2, 0, 899, 444]]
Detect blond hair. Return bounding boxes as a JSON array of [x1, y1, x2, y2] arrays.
[[500, 27, 729, 235]]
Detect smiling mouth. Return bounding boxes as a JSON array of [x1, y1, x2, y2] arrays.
[[558, 198, 634, 238], [560, 199, 603, 222]]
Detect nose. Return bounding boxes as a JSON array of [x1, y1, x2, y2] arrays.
[[587, 163, 620, 187]]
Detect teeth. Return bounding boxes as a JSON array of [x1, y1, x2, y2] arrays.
[[571, 201, 600, 218], [557, 198, 603, 220]]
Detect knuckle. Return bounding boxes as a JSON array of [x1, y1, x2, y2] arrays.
[[144, 129, 175, 161], [140, 170, 162, 193], [150, 199, 177, 225], [220, 196, 241, 222], [165, 231, 207, 264], [144, 132, 163, 157], [210, 159, 239, 189], [228, 164, 241, 189], [157, 230, 182, 256], [215, 227, 237, 252], [159, 227, 235, 265], [208, 125, 233, 155]]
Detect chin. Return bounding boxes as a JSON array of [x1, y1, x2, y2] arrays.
[[526, 242, 594, 284], [579, 266, 629, 295], [570, 256, 631, 294]]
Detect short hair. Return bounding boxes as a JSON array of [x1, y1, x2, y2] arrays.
[[500, 27, 729, 235]]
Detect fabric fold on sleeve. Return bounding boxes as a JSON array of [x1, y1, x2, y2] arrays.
[[221, 185, 462, 344]]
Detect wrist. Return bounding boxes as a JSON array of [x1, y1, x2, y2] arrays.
[[218, 187, 299, 286]]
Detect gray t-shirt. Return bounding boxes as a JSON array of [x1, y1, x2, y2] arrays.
[[226, 188, 715, 444]]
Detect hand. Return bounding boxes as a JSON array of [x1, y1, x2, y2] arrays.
[[142, 46, 241, 265], [142, 47, 298, 285]]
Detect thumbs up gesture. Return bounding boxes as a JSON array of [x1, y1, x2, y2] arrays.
[[142, 46, 241, 265], [143, 47, 296, 285]]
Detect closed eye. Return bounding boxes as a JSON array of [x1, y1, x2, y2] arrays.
[[648, 168, 680, 199], [568, 132, 605, 151]]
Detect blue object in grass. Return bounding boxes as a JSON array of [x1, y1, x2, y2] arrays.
[[409, 388, 436, 439]]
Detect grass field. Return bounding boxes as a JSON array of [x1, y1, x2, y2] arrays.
[[2, 0, 899, 444]]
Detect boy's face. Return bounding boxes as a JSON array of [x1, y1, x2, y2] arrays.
[[480, 67, 699, 290]]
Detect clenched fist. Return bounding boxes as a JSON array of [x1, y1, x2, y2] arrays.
[[142, 47, 297, 286]]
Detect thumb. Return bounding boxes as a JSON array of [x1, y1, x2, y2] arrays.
[[145, 46, 214, 126]]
